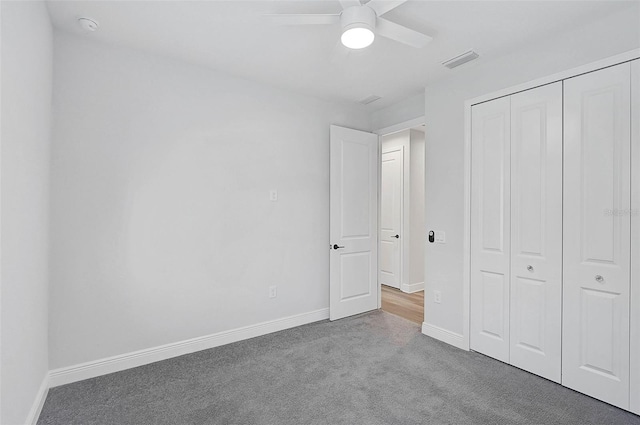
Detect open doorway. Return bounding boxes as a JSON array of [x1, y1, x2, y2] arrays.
[[378, 124, 425, 324]]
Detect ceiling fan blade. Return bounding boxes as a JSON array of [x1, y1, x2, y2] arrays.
[[366, 0, 407, 16], [265, 14, 340, 25], [375, 18, 432, 48], [339, 0, 362, 9]]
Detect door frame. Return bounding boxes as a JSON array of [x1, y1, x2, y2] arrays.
[[375, 116, 425, 307], [461, 49, 640, 351], [379, 146, 405, 290]]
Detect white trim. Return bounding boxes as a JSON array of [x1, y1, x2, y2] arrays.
[[375, 116, 425, 136], [401, 282, 424, 293], [25, 375, 49, 425], [402, 142, 411, 292], [630, 58, 640, 415], [421, 323, 468, 351], [461, 49, 640, 353], [49, 308, 329, 387], [377, 134, 383, 309], [462, 94, 473, 356]]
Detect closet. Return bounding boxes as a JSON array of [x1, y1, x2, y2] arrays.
[[470, 59, 639, 412], [563, 63, 631, 408]]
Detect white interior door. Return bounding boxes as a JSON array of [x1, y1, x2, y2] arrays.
[[330, 125, 379, 321], [379, 148, 403, 289], [563, 62, 631, 409], [470, 96, 511, 363], [509, 82, 563, 383], [630, 58, 640, 415]]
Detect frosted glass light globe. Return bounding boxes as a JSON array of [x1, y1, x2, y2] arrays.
[[341, 27, 375, 49]]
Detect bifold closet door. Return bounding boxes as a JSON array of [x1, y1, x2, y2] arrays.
[[631, 59, 640, 415], [509, 82, 562, 383], [563, 62, 631, 409], [470, 96, 511, 362]]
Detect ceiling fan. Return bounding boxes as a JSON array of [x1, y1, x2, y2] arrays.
[[267, 0, 432, 50]]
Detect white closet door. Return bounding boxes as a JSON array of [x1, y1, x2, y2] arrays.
[[631, 59, 640, 415], [470, 96, 511, 362], [509, 82, 563, 383], [563, 62, 631, 409]]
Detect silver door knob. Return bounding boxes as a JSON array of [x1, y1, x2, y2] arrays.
[[595, 275, 604, 283], [527, 265, 534, 272]]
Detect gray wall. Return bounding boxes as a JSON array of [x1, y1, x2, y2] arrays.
[[1, 2, 52, 423], [49, 33, 371, 369]]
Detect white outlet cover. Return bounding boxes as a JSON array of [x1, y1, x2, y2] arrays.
[[433, 290, 442, 303], [269, 190, 278, 201]]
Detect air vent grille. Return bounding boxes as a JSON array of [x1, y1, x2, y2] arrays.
[[443, 50, 479, 69], [359, 95, 382, 105]]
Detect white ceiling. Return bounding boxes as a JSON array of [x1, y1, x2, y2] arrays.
[[46, 1, 639, 110]]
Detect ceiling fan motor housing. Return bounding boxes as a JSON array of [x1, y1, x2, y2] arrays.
[[341, 5, 376, 32]]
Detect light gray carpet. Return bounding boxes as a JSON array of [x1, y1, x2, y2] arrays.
[[38, 311, 640, 425]]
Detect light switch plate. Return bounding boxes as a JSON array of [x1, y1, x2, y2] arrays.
[[435, 231, 446, 243], [269, 190, 278, 201]]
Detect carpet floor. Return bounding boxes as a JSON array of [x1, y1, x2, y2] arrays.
[[38, 311, 640, 425]]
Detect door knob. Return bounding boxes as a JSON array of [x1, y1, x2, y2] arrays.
[[333, 244, 344, 250], [595, 275, 604, 283], [393, 234, 399, 239]]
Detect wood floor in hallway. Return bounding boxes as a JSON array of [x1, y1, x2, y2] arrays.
[[381, 285, 424, 324]]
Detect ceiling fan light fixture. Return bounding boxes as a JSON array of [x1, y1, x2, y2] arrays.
[[340, 5, 376, 49], [341, 25, 375, 49]]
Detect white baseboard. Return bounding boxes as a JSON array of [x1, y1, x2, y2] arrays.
[[49, 308, 329, 388], [26, 374, 49, 425], [401, 282, 424, 293], [421, 322, 469, 351]]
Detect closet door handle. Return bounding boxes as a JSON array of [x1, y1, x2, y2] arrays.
[[527, 265, 534, 272]]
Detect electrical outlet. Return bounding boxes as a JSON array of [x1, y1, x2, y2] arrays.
[[269, 285, 277, 298], [269, 190, 278, 201], [433, 290, 442, 304]]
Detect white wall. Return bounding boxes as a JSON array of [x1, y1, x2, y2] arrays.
[[371, 92, 424, 132], [1, 1, 52, 423], [49, 32, 370, 369], [409, 129, 424, 287], [423, 5, 640, 335]]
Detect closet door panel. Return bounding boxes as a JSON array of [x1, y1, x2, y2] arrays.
[[631, 59, 639, 415], [509, 82, 563, 383], [563, 62, 631, 409], [470, 97, 511, 362]]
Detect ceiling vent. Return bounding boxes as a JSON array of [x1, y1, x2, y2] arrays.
[[442, 50, 479, 69], [359, 95, 382, 105]]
